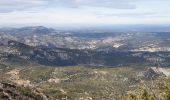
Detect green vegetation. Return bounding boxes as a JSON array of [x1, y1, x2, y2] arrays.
[[1, 64, 170, 100], [124, 79, 170, 100], [0, 82, 45, 100], [19, 66, 54, 83]]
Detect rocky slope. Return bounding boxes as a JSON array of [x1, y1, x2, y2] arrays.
[[0, 82, 47, 100], [1, 38, 170, 67]]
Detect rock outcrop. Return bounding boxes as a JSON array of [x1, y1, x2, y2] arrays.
[[138, 67, 170, 79]]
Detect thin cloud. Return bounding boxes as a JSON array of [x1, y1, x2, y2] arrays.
[[0, 0, 170, 25], [0, 0, 48, 13], [0, 0, 137, 13], [53, 0, 136, 9], [96, 12, 158, 17]]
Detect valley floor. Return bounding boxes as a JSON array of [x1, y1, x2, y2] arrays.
[[0, 63, 170, 100]]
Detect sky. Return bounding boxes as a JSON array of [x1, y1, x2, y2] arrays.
[[0, 0, 170, 27]]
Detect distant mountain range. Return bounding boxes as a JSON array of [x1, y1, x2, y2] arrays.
[[1, 26, 170, 66], [0, 39, 170, 67], [0, 26, 56, 36], [1, 26, 170, 100]]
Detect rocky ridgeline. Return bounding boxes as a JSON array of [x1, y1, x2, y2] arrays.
[[138, 67, 170, 79]]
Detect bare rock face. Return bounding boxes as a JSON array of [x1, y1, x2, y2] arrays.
[[138, 67, 170, 79], [149, 67, 170, 77]]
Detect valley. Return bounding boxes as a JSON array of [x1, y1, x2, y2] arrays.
[[1, 26, 170, 100], [1, 0, 170, 99], [1, 62, 170, 100]]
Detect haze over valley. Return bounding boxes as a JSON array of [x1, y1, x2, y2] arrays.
[[1, 0, 170, 100]]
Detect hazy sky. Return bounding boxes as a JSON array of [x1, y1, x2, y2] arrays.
[[0, 0, 170, 26]]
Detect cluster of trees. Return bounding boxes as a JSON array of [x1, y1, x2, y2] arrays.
[[124, 82, 170, 100]]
